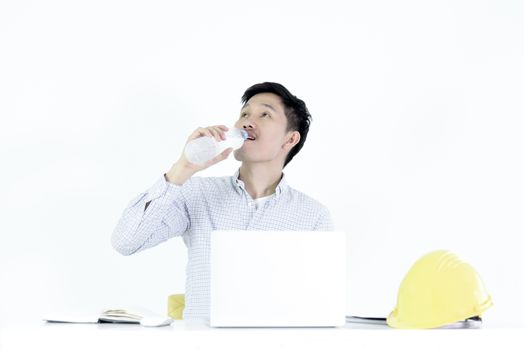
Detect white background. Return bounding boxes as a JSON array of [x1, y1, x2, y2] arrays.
[[1, 0, 523, 328]]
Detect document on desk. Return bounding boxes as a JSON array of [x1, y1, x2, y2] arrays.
[[42, 307, 173, 327], [345, 316, 388, 325]]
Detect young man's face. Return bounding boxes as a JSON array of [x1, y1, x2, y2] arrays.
[[233, 92, 299, 166]]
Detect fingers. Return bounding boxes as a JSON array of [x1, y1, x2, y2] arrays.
[[208, 127, 224, 141], [207, 147, 233, 166], [218, 147, 233, 161], [214, 125, 229, 140], [191, 125, 228, 142], [190, 127, 212, 141]]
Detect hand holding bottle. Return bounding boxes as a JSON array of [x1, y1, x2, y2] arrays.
[[165, 125, 247, 185]]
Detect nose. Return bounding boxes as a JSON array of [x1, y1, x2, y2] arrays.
[[240, 119, 256, 130]]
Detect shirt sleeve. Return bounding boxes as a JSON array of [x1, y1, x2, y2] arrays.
[[111, 174, 192, 256], [313, 205, 335, 231]]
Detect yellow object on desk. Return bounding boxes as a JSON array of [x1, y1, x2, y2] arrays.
[[167, 294, 185, 320], [387, 250, 493, 329]]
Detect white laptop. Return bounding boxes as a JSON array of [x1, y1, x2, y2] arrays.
[[209, 230, 347, 327]]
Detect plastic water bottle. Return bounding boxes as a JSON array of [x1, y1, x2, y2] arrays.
[[184, 128, 248, 165]]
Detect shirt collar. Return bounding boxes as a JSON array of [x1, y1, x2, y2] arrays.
[[232, 168, 288, 199]]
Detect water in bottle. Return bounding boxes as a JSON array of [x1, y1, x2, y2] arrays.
[[184, 128, 248, 165]]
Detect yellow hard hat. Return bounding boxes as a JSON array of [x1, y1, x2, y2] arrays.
[[167, 294, 185, 320], [387, 250, 493, 329]]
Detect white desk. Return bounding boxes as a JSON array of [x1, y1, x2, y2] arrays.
[[1, 319, 522, 350]]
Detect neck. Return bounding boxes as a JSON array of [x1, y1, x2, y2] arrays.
[[238, 163, 283, 199]]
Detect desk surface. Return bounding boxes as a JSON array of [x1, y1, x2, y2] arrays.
[[1, 319, 523, 350]]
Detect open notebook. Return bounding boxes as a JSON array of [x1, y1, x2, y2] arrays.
[[42, 307, 173, 327]]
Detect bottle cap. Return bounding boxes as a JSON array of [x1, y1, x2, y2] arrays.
[[225, 128, 248, 140]]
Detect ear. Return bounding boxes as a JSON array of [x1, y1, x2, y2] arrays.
[[283, 130, 300, 151]]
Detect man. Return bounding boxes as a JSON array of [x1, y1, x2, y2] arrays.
[[111, 82, 334, 321]]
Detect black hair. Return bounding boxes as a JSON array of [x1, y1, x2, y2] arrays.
[[240, 82, 312, 168]]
